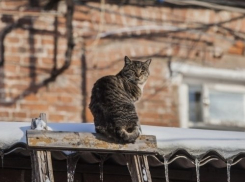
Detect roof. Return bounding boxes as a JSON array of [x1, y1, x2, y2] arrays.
[[1, 122, 245, 155], [1, 121, 245, 174]]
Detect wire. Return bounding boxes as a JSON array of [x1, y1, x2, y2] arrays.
[[86, 0, 105, 51], [0, 9, 64, 17], [165, 0, 245, 14]]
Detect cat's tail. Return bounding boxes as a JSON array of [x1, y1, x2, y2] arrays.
[[119, 126, 140, 143]]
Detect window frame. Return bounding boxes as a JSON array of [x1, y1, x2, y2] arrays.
[[172, 62, 245, 130]]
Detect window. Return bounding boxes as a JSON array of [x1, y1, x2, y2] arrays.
[[188, 85, 202, 123], [172, 62, 245, 131], [187, 84, 245, 129], [208, 90, 245, 123]]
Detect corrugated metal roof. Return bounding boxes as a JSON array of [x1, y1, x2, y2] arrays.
[[1, 122, 245, 171]]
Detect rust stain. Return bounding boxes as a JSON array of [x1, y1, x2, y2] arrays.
[[83, 139, 90, 146], [28, 132, 157, 153], [63, 134, 75, 141], [29, 137, 57, 146], [94, 142, 110, 149]]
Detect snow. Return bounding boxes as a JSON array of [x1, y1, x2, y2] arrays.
[[0, 122, 245, 159], [142, 125, 245, 158], [32, 118, 52, 131], [0, 122, 95, 150]]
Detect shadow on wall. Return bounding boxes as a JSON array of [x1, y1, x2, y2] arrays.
[[1, 1, 245, 122], [0, 15, 60, 103], [0, 1, 87, 122], [0, 2, 74, 116]]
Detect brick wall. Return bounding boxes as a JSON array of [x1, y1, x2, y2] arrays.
[[1, 0, 245, 126]]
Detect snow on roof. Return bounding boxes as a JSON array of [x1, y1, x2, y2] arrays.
[[143, 125, 245, 158], [1, 122, 245, 159]]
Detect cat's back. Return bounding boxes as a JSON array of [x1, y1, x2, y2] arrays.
[[93, 75, 120, 90], [90, 75, 123, 100], [90, 74, 130, 113]]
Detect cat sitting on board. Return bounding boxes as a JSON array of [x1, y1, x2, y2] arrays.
[[89, 56, 151, 143]]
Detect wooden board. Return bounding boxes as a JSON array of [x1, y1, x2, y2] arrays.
[[30, 113, 54, 182], [26, 130, 158, 154], [126, 155, 152, 182]]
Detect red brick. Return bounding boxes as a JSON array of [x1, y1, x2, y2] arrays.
[[30, 113, 41, 119], [47, 48, 54, 56], [15, 28, 26, 34], [49, 114, 65, 121], [73, 11, 90, 21], [58, 17, 66, 24], [21, 104, 49, 111], [140, 112, 161, 120], [4, 64, 17, 73], [240, 19, 245, 32], [162, 113, 178, 120], [25, 94, 39, 101], [0, 111, 9, 117], [41, 58, 53, 64], [9, 83, 28, 90], [142, 121, 167, 126], [13, 112, 27, 118], [5, 37, 19, 43], [58, 96, 73, 103], [5, 47, 19, 53], [5, 56, 20, 63], [86, 107, 93, 122], [66, 114, 81, 122], [2, 1, 26, 8], [71, 59, 81, 66], [75, 5, 87, 12], [228, 41, 244, 55], [142, 121, 180, 127], [18, 66, 31, 74], [57, 38, 67, 45], [22, 57, 41, 66], [55, 105, 80, 112], [235, 40, 244, 48], [43, 95, 57, 104], [41, 38, 54, 45]]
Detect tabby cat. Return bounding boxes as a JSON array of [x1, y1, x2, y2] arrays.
[[89, 56, 151, 143]]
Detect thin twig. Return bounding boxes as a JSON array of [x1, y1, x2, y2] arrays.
[[0, 9, 64, 17]]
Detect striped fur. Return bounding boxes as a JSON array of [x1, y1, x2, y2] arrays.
[[89, 56, 151, 143]]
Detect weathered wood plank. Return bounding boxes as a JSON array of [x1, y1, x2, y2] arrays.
[[30, 113, 54, 182], [126, 155, 152, 182], [27, 131, 157, 154]]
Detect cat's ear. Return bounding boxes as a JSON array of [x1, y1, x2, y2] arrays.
[[144, 59, 151, 67], [124, 56, 132, 65]]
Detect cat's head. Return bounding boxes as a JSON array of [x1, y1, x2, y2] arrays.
[[120, 56, 151, 85]]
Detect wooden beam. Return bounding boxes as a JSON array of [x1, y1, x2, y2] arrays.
[[126, 155, 152, 182], [30, 113, 54, 182], [27, 131, 157, 154]]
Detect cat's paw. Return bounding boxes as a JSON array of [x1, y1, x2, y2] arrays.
[[95, 126, 105, 133]]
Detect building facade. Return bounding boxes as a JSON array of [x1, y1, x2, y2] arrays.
[[1, 0, 245, 130]]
